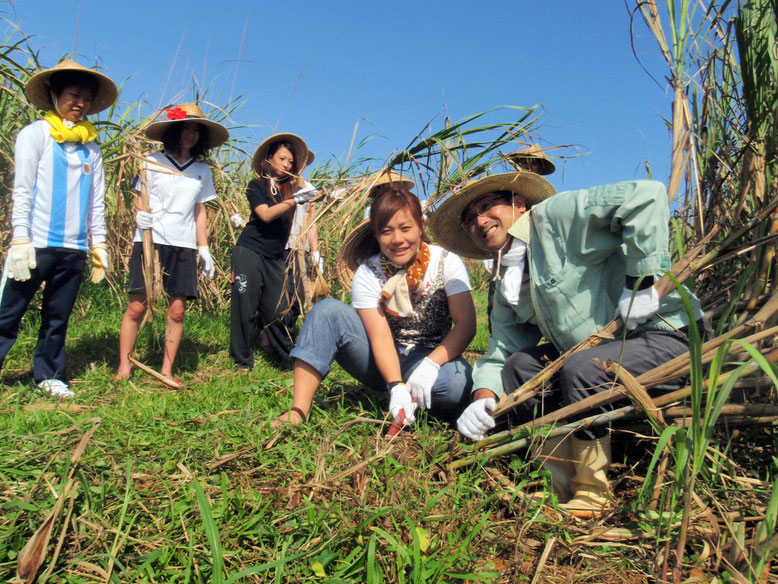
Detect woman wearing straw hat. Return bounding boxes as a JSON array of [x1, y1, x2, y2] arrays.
[[116, 103, 229, 382], [230, 133, 319, 371], [0, 59, 117, 397], [429, 172, 704, 516], [274, 186, 475, 427]]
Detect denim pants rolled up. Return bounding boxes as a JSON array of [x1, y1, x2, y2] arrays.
[[290, 298, 471, 421]]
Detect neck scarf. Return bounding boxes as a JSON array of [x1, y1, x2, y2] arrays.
[[379, 241, 431, 317], [498, 238, 527, 306], [44, 111, 97, 144]]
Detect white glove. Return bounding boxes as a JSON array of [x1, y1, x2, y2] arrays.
[[6, 237, 36, 282], [198, 246, 215, 278], [90, 243, 110, 284], [617, 286, 660, 331], [312, 251, 324, 273], [230, 213, 245, 228], [136, 210, 154, 230], [293, 185, 318, 204], [389, 383, 417, 426], [457, 398, 497, 441], [330, 187, 347, 200], [407, 357, 440, 410]]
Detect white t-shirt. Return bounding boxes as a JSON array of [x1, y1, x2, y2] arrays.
[[133, 151, 217, 249], [351, 244, 471, 309]]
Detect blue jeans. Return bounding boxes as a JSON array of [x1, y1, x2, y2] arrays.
[[290, 298, 472, 421]]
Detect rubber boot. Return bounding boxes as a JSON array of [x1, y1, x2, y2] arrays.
[[562, 435, 612, 518], [531, 435, 575, 503]]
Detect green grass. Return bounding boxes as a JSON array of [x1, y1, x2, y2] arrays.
[[0, 285, 523, 583], [2, 281, 777, 583]]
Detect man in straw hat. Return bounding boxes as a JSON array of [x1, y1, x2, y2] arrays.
[[505, 144, 556, 175], [0, 59, 117, 397], [429, 173, 705, 516]]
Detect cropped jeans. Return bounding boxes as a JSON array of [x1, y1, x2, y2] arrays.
[[290, 298, 472, 421]]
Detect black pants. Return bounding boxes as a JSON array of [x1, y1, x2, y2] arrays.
[[501, 329, 691, 439], [0, 247, 86, 383], [229, 245, 296, 370]]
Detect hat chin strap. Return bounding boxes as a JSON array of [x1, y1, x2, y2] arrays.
[[492, 194, 519, 282]]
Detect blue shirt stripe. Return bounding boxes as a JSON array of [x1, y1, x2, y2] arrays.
[[47, 142, 68, 247], [76, 145, 92, 249]]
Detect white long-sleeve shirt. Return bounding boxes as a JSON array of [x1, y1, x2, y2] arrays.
[[11, 119, 106, 250]]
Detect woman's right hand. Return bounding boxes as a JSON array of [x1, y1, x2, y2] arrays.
[[6, 237, 36, 281], [389, 383, 417, 425], [136, 210, 154, 230], [293, 185, 318, 204]]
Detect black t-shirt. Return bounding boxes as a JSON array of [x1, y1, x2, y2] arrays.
[[236, 178, 293, 259]]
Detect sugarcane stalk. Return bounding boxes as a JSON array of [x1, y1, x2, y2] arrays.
[[129, 357, 181, 389], [452, 381, 778, 471], [605, 360, 667, 430], [138, 162, 155, 324], [527, 345, 778, 439], [476, 317, 778, 451]]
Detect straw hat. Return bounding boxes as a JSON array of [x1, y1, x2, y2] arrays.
[[25, 59, 117, 115], [252, 133, 310, 178], [362, 170, 415, 197], [428, 172, 555, 259], [505, 144, 556, 175], [144, 103, 229, 149], [335, 220, 379, 289]]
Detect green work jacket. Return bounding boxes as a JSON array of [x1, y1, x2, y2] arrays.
[[472, 180, 704, 398]]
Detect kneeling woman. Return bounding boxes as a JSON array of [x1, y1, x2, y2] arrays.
[[276, 187, 476, 425], [117, 103, 228, 381]]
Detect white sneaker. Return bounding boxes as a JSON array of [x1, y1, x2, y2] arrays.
[[38, 379, 75, 398]]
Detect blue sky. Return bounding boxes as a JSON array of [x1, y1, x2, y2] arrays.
[[6, 1, 674, 192]]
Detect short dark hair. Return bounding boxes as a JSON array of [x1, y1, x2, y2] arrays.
[[161, 122, 209, 160], [48, 70, 99, 99]]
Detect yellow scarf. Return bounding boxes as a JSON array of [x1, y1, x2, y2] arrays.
[[44, 111, 97, 144]]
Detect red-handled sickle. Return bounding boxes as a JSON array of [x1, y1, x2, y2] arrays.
[[386, 408, 407, 437]]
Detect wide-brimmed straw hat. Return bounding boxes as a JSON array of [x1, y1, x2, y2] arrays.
[[335, 220, 379, 289], [362, 170, 415, 197], [428, 171, 555, 259], [144, 103, 229, 149], [505, 144, 556, 175], [25, 59, 118, 115], [252, 133, 310, 178]]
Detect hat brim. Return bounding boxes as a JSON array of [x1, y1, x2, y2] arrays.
[[364, 170, 415, 197], [25, 60, 117, 115], [335, 220, 379, 289], [506, 154, 556, 175], [428, 172, 555, 259], [144, 117, 229, 149], [252, 133, 310, 178]]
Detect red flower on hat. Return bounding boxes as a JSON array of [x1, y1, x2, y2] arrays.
[[166, 107, 187, 120]]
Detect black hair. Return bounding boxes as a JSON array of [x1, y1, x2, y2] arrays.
[[48, 70, 99, 99], [258, 140, 296, 201], [161, 122, 209, 160]]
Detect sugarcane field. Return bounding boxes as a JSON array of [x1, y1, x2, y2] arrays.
[[1, 1, 778, 583]]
